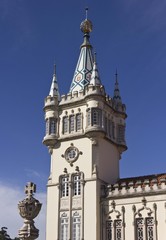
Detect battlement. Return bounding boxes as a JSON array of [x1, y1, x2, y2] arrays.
[[59, 84, 126, 114], [107, 174, 166, 198], [44, 95, 58, 107]]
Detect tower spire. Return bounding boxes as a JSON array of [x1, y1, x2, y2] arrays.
[[69, 9, 93, 93], [113, 69, 122, 104], [49, 64, 60, 101], [90, 52, 101, 86]]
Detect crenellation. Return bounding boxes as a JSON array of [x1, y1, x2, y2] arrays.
[[107, 178, 166, 198], [73, 91, 78, 98], [67, 92, 72, 100], [61, 94, 67, 102], [44, 95, 57, 107]]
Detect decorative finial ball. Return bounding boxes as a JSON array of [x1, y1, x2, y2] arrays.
[[80, 19, 93, 34]]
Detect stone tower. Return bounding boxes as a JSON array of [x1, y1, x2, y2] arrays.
[[43, 12, 127, 240]]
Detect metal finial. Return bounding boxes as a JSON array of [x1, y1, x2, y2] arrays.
[[85, 7, 88, 19], [54, 64, 56, 75], [80, 7, 92, 34], [115, 69, 118, 83]]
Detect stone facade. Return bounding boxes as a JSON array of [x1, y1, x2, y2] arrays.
[[43, 13, 166, 240]]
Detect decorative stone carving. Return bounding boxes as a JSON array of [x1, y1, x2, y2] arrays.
[[18, 182, 42, 240]]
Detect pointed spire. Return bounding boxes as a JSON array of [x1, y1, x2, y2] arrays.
[[49, 64, 60, 101], [113, 69, 122, 104], [69, 8, 93, 93], [90, 52, 101, 86]]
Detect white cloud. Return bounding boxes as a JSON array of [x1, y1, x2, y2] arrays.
[[0, 182, 46, 240]]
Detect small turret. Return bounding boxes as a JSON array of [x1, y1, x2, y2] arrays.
[[89, 52, 101, 86], [43, 65, 60, 148], [113, 70, 122, 105]]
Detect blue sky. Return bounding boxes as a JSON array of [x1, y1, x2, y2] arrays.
[[0, 0, 166, 238]]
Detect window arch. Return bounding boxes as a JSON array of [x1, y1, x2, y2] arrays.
[[105, 201, 125, 240], [133, 198, 157, 240]]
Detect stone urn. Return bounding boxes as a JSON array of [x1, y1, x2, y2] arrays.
[[18, 182, 42, 240]]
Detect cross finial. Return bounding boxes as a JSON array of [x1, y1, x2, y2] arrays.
[[25, 182, 36, 198]]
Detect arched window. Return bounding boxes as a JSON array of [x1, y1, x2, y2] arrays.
[[105, 201, 124, 240], [133, 198, 156, 240]]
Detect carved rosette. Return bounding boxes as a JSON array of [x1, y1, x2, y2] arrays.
[[18, 182, 42, 240]]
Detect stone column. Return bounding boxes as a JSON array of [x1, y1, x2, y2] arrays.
[[18, 182, 42, 240]]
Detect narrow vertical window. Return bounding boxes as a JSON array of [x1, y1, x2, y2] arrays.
[[92, 108, 102, 126], [63, 117, 68, 134], [73, 175, 81, 196], [112, 122, 115, 139], [105, 117, 108, 133], [136, 218, 144, 240], [135, 217, 154, 240], [61, 216, 68, 240], [73, 215, 81, 240], [115, 220, 122, 240], [46, 119, 49, 135], [106, 220, 113, 240], [87, 110, 91, 126], [76, 113, 82, 131], [146, 217, 154, 240], [69, 115, 75, 133], [108, 120, 112, 137], [61, 177, 69, 197], [50, 118, 56, 134], [117, 125, 125, 142]]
